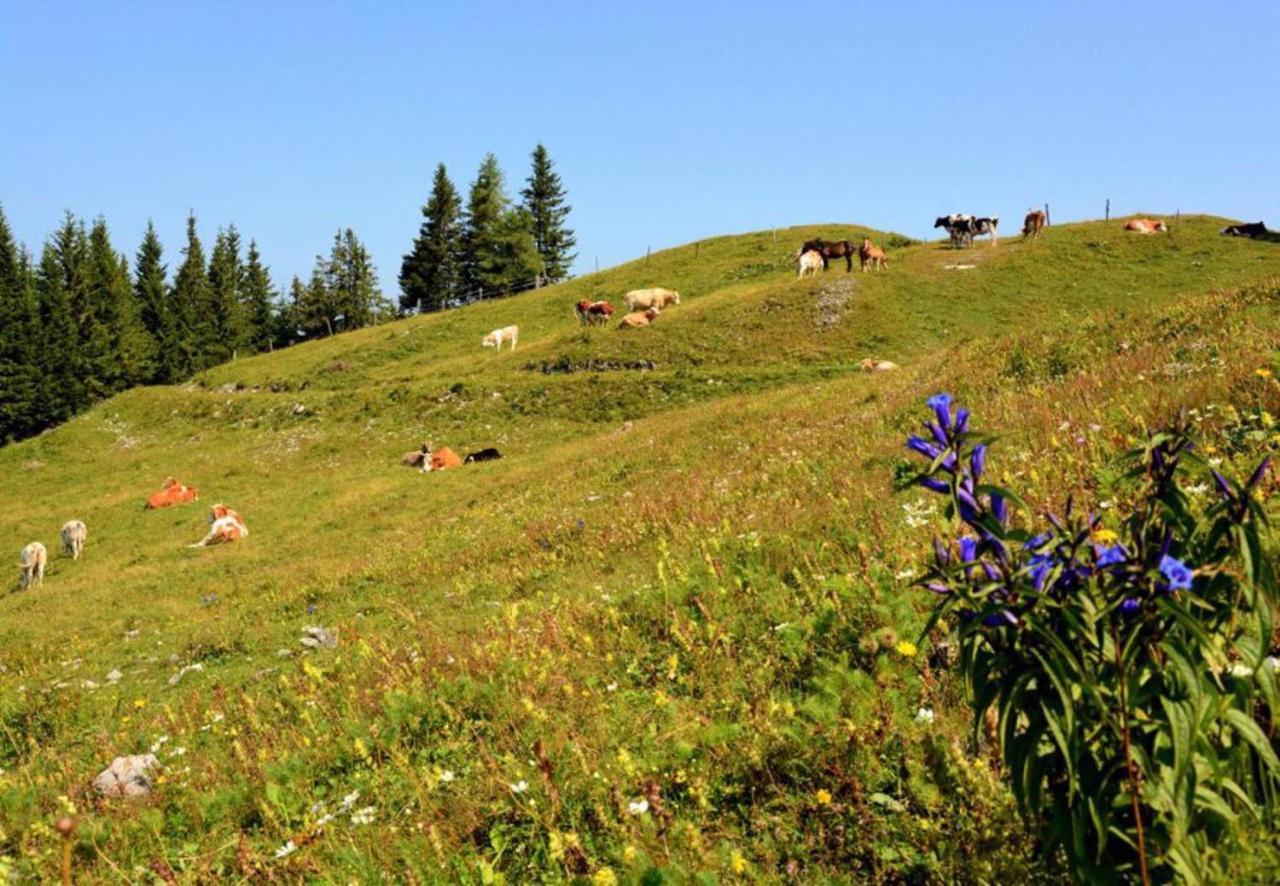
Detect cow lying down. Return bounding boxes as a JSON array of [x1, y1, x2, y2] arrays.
[[189, 504, 248, 548]]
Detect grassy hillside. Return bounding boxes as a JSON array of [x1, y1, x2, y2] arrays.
[[1, 215, 1277, 881]]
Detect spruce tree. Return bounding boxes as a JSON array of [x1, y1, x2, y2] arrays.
[[327, 228, 383, 330], [0, 207, 40, 440], [400, 163, 462, 313], [521, 144, 576, 282], [207, 225, 245, 361], [295, 260, 336, 338], [170, 213, 211, 374], [240, 239, 277, 353], [36, 239, 86, 425], [461, 153, 510, 299], [484, 207, 545, 294], [135, 222, 178, 383], [86, 218, 154, 392]]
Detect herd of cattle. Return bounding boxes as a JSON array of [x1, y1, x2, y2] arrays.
[[14, 478, 249, 589], [11, 214, 1272, 589]]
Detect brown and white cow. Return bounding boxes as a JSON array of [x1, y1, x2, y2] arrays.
[[1124, 218, 1168, 234], [859, 238, 887, 271], [421, 442, 463, 473], [189, 504, 248, 548], [576, 300, 615, 326], [1022, 209, 1047, 240]]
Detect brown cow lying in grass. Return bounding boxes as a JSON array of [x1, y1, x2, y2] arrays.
[[421, 442, 462, 473], [1124, 218, 1168, 234], [618, 307, 661, 329], [145, 477, 198, 509]]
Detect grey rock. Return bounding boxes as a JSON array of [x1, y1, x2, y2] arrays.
[[94, 754, 158, 799]]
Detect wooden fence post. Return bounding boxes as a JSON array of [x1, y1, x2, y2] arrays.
[[1105, 198, 1110, 221], [1044, 203, 1050, 226]]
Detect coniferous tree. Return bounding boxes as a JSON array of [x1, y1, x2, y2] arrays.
[[400, 163, 462, 313], [0, 208, 40, 440], [86, 218, 154, 392], [484, 207, 544, 294], [207, 225, 245, 361], [170, 213, 211, 374], [521, 144, 576, 282], [461, 153, 510, 299], [295, 261, 336, 338], [135, 222, 178, 383], [329, 228, 384, 330], [278, 276, 306, 346], [240, 239, 277, 353], [36, 238, 86, 425]]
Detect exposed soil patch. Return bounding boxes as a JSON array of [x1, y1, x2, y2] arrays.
[[813, 276, 858, 330], [524, 357, 657, 374]]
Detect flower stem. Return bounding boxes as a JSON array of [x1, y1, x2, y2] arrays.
[[1111, 623, 1151, 886]]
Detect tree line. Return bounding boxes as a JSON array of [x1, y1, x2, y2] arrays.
[[399, 143, 575, 314], [0, 207, 386, 444]]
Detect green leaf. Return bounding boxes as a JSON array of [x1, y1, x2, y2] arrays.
[[1224, 708, 1280, 775]]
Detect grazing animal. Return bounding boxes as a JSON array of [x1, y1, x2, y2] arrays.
[[18, 542, 46, 589], [935, 215, 998, 248], [618, 307, 661, 329], [420, 442, 463, 473], [60, 520, 87, 560], [799, 239, 856, 272], [482, 325, 519, 351], [860, 358, 899, 371], [858, 238, 887, 271], [401, 443, 429, 468], [796, 249, 824, 278], [1221, 221, 1268, 238], [1124, 218, 1168, 234], [576, 300, 615, 326], [1022, 209, 1047, 240], [145, 477, 198, 510], [464, 447, 503, 464], [189, 504, 248, 548], [624, 288, 681, 311]]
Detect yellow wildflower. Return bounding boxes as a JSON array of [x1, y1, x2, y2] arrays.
[[132, 699, 147, 709], [623, 845, 637, 864], [815, 788, 833, 805], [592, 869, 617, 886], [731, 851, 748, 874], [1256, 368, 1273, 379], [1094, 528, 1118, 544], [895, 640, 918, 658]]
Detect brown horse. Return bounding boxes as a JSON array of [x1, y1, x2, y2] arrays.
[[799, 238, 856, 272]]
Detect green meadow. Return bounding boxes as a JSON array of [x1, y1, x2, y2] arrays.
[[1, 215, 1277, 882]]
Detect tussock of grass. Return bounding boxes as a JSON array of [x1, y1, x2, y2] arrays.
[[0, 216, 1277, 880]]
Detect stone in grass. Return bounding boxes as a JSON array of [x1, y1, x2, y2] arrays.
[[94, 754, 158, 799], [300, 626, 338, 650]]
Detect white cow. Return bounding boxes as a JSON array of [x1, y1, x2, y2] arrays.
[[482, 325, 519, 352], [796, 249, 824, 278], [624, 288, 681, 311], [19, 542, 46, 588], [60, 519, 87, 560]]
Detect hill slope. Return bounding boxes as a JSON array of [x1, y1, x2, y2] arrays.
[[1, 216, 1278, 881]]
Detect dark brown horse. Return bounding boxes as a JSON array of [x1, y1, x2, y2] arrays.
[[799, 238, 856, 272]]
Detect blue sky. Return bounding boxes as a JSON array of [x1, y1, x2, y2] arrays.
[[2, 2, 1276, 291]]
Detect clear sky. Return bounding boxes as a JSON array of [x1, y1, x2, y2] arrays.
[[2, 2, 1276, 291]]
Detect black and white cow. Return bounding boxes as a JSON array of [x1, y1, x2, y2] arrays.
[[1220, 222, 1268, 238], [934, 214, 998, 248]]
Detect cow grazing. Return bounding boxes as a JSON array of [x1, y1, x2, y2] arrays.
[[859, 238, 887, 272], [482, 325, 519, 351], [145, 477, 198, 510], [860, 358, 899, 371], [618, 307, 661, 329], [19, 542, 47, 588], [624, 288, 681, 311], [799, 239, 856, 272], [189, 504, 248, 548], [1022, 209, 1047, 240], [60, 520, 87, 560], [1221, 221, 1268, 238], [576, 300, 615, 326], [421, 442, 463, 473], [464, 447, 503, 464], [1124, 218, 1168, 234], [796, 249, 824, 278], [935, 215, 998, 248]]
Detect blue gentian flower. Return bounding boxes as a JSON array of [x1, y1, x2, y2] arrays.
[[958, 537, 978, 563], [1023, 532, 1051, 551], [927, 421, 949, 446], [954, 408, 970, 434], [927, 393, 953, 430], [926, 581, 952, 595], [1096, 545, 1126, 567], [1119, 597, 1141, 615], [1029, 554, 1054, 590], [991, 494, 1008, 525], [1211, 470, 1232, 500], [921, 477, 950, 495], [1159, 555, 1193, 591], [970, 444, 987, 481], [907, 435, 942, 459]]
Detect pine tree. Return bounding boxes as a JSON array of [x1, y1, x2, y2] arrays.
[[207, 225, 245, 362], [278, 276, 306, 346], [295, 260, 336, 338], [135, 221, 178, 383], [170, 213, 211, 374], [400, 163, 462, 313], [461, 153, 510, 299], [85, 218, 154, 392], [521, 144, 576, 282], [327, 228, 383, 330], [0, 207, 40, 440], [484, 207, 545, 294], [36, 238, 86, 425], [240, 239, 277, 353]]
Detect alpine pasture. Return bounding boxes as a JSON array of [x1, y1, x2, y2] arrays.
[[1, 216, 1278, 881]]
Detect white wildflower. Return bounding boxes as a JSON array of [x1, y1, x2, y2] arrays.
[[606, 682, 618, 692], [1265, 656, 1280, 673], [509, 780, 529, 794], [894, 568, 917, 581], [149, 735, 170, 753], [274, 840, 297, 859], [350, 806, 376, 825], [106, 669, 123, 684], [439, 770, 455, 784], [340, 790, 360, 810], [627, 799, 649, 816], [914, 707, 935, 725], [171, 746, 186, 757], [1229, 663, 1254, 679]]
